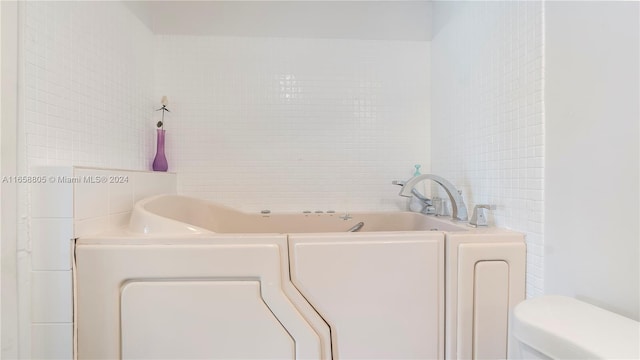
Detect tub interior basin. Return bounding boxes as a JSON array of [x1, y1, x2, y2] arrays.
[[129, 194, 469, 235]]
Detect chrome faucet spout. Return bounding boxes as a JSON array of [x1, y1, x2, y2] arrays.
[[398, 174, 468, 221]]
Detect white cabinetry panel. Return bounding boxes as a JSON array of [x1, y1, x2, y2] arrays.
[[121, 281, 294, 359], [450, 238, 526, 359], [473, 261, 509, 359], [76, 236, 329, 359], [289, 232, 445, 359]]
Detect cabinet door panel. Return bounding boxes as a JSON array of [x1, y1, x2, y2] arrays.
[[289, 232, 445, 360], [456, 241, 526, 359], [76, 236, 329, 359], [121, 280, 294, 359], [473, 261, 509, 359]]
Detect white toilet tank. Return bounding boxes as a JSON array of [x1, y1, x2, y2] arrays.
[[510, 295, 640, 359]]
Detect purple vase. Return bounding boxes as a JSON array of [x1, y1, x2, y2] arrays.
[[152, 129, 168, 172]]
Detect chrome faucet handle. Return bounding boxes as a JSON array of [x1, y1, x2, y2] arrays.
[[469, 204, 496, 227], [392, 180, 431, 204]]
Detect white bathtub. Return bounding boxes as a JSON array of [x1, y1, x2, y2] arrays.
[[128, 194, 468, 234], [75, 194, 526, 359]]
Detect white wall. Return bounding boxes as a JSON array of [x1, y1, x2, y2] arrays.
[[155, 36, 430, 212], [0, 1, 3, 354], [1, 2, 19, 357], [19, 1, 156, 357], [544, 1, 639, 320], [22, 1, 155, 169], [430, 1, 545, 296], [126, 1, 432, 41]]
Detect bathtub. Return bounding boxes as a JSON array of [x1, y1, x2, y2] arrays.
[[75, 194, 526, 360], [128, 194, 467, 234]]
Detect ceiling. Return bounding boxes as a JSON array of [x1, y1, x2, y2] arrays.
[[123, 1, 432, 41]]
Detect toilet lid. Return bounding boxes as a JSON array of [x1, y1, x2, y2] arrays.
[[512, 295, 640, 359]]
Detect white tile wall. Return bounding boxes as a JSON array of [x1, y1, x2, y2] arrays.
[[28, 167, 176, 358], [72, 167, 177, 237], [30, 218, 73, 271], [154, 36, 431, 213], [31, 324, 73, 360], [31, 271, 72, 323], [30, 166, 73, 218], [22, 1, 155, 170], [431, 1, 545, 297], [73, 169, 109, 221]]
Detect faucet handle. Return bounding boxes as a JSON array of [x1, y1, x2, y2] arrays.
[[469, 204, 496, 227]]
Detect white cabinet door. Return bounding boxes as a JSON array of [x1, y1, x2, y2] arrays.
[[121, 281, 294, 359], [289, 232, 445, 360], [76, 236, 330, 360]]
